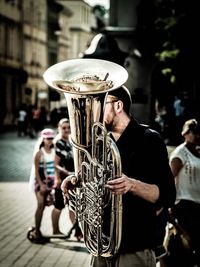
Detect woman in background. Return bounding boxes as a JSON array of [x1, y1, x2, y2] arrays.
[[169, 118, 200, 266], [53, 118, 82, 240]]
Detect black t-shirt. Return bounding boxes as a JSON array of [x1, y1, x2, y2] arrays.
[[115, 117, 176, 253]]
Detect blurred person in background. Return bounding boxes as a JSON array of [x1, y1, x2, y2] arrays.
[[173, 95, 185, 145], [29, 128, 58, 243], [53, 118, 82, 240], [17, 103, 27, 137], [39, 106, 48, 130], [154, 99, 170, 144], [32, 104, 41, 135], [169, 118, 200, 266]]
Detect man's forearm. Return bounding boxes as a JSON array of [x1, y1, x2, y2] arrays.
[[130, 178, 159, 203]]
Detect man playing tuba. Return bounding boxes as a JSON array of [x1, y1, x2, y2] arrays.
[[61, 85, 176, 267]]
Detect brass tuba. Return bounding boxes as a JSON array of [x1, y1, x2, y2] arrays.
[[43, 59, 128, 257]]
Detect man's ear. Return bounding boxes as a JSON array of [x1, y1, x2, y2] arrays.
[[116, 100, 123, 112]]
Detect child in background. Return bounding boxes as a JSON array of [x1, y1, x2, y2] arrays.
[[29, 128, 59, 243]]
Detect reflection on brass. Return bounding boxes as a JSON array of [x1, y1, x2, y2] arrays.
[[71, 74, 103, 82], [53, 74, 113, 92]]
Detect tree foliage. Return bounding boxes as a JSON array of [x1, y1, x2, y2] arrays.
[[92, 4, 108, 30], [137, 0, 199, 87]]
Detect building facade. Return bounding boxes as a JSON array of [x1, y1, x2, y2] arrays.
[[0, 0, 26, 129], [22, 0, 48, 109], [0, 0, 96, 130]]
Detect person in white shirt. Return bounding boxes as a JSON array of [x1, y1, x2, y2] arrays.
[[17, 105, 27, 136], [169, 118, 200, 266]]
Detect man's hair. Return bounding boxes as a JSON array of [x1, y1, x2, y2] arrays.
[[108, 85, 132, 114]]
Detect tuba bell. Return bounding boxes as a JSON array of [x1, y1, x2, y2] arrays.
[[43, 58, 128, 257]]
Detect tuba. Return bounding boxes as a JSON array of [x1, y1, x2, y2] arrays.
[[43, 59, 128, 257]]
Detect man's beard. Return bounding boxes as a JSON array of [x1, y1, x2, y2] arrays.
[[104, 121, 113, 132]]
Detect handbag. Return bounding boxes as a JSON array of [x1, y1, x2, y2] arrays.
[[163, 217, 194, 267], [164, 217, 190, 249]]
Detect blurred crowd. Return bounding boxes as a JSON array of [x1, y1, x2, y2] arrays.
[[15, 104, 69, 138]]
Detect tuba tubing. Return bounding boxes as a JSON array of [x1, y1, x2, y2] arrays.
[[43, 58, 128, 257]]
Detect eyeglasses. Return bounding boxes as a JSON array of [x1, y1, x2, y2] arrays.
[[105, 100, 119, 104]]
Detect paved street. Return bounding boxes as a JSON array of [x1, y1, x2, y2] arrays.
[[0, 131, 91, 267], [0, 130, 176, 267], [0, 131, 36, 181]]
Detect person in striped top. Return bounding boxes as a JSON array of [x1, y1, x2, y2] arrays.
[[32, 128, 57, 243]]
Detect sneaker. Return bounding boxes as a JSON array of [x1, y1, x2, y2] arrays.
[[33, 235, 50, 244], [30, 229, 49, 244]]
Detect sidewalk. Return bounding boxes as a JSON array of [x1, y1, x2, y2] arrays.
[[0, 182, 91, 267], [0, 131, 91, 267]]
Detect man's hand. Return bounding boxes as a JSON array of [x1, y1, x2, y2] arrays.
[[106, 174, 160, 203], [61, 175, 78, 203], [105, 174, 134, 195]]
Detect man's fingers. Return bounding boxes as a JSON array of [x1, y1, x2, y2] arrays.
[[61, 176, 71, 191], [61, 181, 67, 193], [61, 175, 78, 202], [105, 183, 124, 190], [106, 177, 124, 185]]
